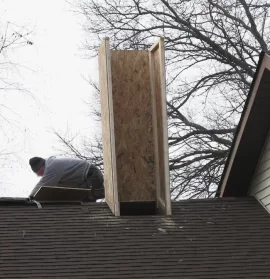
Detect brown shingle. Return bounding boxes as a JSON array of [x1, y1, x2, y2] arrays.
[[1, 197, 270, 278]]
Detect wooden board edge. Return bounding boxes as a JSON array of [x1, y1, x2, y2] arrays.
[[149, 37, 171, 215], [34, 186, 92, 202], [98, 39, 115, 213], [98, 38, 120, 215], [35, 186, 93, 193], [104, 39, 120, 216], [149, 50, 161, 208], [149, 37, 164, 52], [158, 38, 171, 215], [157, 197, 166, 214]]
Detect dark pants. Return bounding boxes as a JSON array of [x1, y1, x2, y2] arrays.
[[86, 165, 105, 201]]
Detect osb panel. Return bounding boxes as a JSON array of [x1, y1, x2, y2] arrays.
[[98, 40, 117, 214], [111, 50, 155, 201], [34, 186, 91, 201]]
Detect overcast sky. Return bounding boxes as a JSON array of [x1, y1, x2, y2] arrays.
[[0, 0, 99, 197]]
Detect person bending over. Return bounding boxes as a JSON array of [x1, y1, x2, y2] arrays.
[[29, 156, 104, 202]]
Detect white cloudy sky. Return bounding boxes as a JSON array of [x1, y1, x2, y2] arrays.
[[0, 0, 100, 197]]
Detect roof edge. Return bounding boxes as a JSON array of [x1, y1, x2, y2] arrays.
[[216, 51, 265, 197], [0, 197, 89, 206]]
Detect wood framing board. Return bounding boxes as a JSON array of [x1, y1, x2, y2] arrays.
[[98, 38, 119, 215], [34, 186, 91, 201], [111, 50, 156, 202], [149, 47, 161, 209], [149, 38, 171, 215]]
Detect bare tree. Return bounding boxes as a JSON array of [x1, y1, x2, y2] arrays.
[[0, 21, 33, 90], [59, 0, 270, 199], [54, 77, 103, 169], [54, 130, 103, 169], [0, 20, 33, 188], [0, 21, 33, 128]]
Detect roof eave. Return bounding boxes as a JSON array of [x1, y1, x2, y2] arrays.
[[216, 51, 270, 197]]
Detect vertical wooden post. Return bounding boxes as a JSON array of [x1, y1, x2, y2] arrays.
[[149, 38, 171, 215], [98, 38, 119, 216]]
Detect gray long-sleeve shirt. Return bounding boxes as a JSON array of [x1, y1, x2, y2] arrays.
[[30, 156, 91, 197]]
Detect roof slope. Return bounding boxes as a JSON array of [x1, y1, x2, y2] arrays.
[[1, 197, 270, 278], [217, 52, 270, 197]]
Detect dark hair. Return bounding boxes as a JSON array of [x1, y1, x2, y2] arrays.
[[29, 157, 45, 172]]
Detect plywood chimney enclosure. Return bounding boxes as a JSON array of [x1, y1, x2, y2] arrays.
[[98, 37, 171, 216]]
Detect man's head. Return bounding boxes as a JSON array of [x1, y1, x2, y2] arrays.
[[29, 157, 46, 176]]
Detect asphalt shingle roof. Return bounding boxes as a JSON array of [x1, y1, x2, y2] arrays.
[[1, 197, 270, 278]]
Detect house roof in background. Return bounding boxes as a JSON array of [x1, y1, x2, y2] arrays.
[[217, 52, 270, 197], [1, 197, 270, 278]]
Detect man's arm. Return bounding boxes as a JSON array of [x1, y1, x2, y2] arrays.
[[29, 168, 62, 198]]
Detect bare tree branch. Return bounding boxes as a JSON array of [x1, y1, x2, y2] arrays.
[[0, 20, 34, 186], [63, 0, 270, 199]]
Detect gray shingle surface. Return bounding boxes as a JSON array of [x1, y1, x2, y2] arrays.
[[1, 197, 270, 278]]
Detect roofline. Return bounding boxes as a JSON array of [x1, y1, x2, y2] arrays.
[[0, 197, 90, 206], [216, 51, 270, 197]]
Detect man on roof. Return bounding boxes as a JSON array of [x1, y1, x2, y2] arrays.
[[28, 156, 104, 202]]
